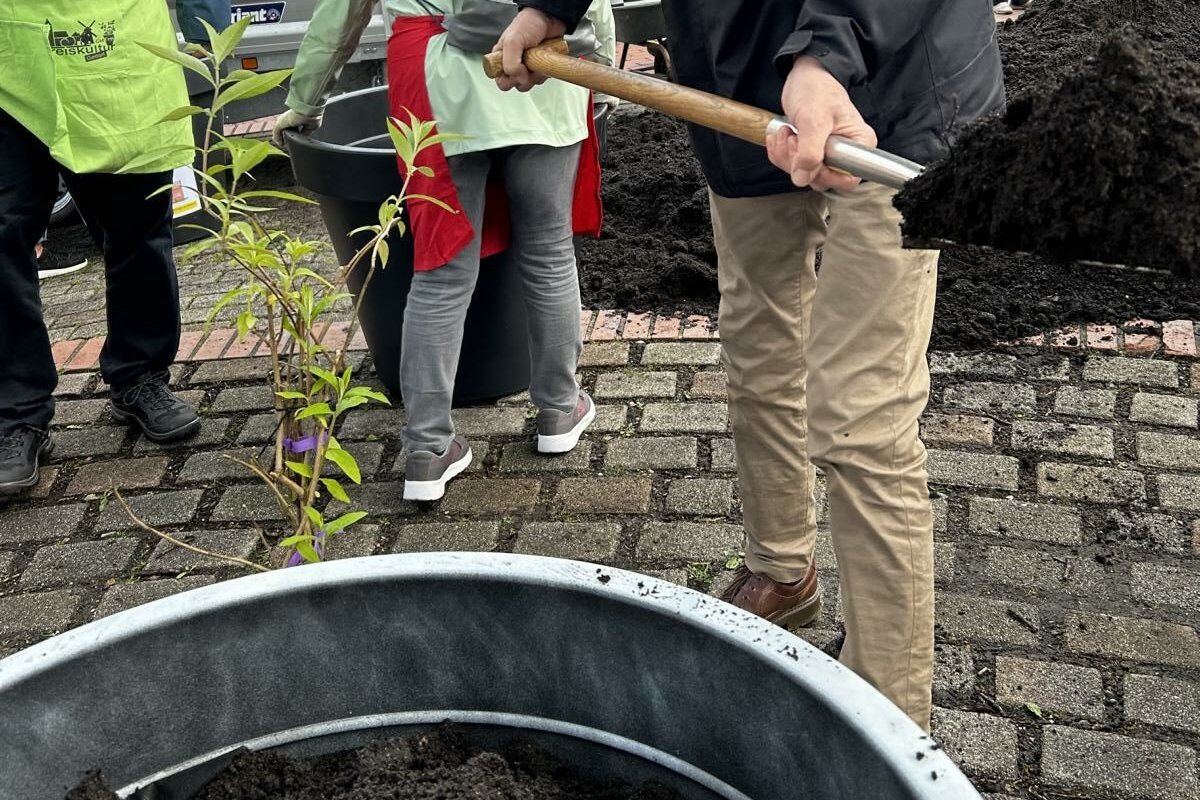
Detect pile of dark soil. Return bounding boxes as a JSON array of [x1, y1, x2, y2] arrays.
[[896, 30, 1200, 281], [576, 111, 718, 317], [580, 109, 1200, 349], [67, 727, 682, 800], [999, 0, 1200, 97], [931, 247, 1200, 349]]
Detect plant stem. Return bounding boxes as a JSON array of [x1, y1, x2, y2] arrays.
[[115, 490, 269, 573]]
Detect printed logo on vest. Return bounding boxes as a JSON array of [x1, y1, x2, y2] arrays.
[[45, 19, 116, 61]]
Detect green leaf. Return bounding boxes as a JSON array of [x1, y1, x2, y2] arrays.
[[321, 478, 350, 504], [1025, 702, 1043, 719], [207, 286, 247, 325], [345, 387, 391, 404], [406, 193, 459, 214], [236, 309, 257, 339], [293, 268, 335, 288], [376, 238, 390, 268], [325, 511, 367, 535], [724, 554, 743, 570], [279, 533, 314, 548], [209, 15, 252, 64], [240, 189, 318, 205], [183, 236, 220, 260], [387, 116, 416, 169], [323, 446, 362, 484], [275, 390, 308, 401], [159, 105, 205, 123], [295, 402, 332, 421], [304, 505, 324, 529], [335, 395, 370, 415], [137, 41, 213, 84], [307, 365, 339, 390], [230, 140, 277, 181], [413, 165, 435, 178], [295, 538, 321, 563], [224, 68, 259, 82], [214, 69, 294, 112], [286, 460, 314, 478]]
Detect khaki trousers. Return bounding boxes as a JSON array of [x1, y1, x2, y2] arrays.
[[711, 182, 938, 730]]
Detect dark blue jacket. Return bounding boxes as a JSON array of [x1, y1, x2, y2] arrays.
[[177, 0, 230, 44], [523, 0, 1005, 197]]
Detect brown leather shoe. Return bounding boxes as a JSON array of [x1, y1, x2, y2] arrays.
[[719, 562, 823, 629]]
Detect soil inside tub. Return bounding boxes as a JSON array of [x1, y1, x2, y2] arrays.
[[67, 726, 684, 800]]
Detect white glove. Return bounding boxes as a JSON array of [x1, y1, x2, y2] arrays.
[[272, 109, 322, 147]]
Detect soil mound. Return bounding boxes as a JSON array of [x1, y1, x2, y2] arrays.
[[932, 246, 1200, 350], [579, 109, 1200, 350], [69, 727, 682, 800], [999, 0, 1200, 97], [576, 110, 718, 317], [896, 30, 1200, 280]]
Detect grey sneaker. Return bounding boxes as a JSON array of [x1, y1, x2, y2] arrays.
[[537, 391, 595, 454], [402, 436, 472, 501]]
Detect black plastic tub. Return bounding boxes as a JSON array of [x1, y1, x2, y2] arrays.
[[285, 86, 531, 403], [0, 554, 979, 800]]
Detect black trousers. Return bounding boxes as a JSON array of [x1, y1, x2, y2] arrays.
[[0, 110, 181, 433]]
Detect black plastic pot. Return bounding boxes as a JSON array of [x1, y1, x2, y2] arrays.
[[0, 554, 979, 800], [285, 86, 531, 403]]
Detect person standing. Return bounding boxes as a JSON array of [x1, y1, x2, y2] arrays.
[[274, 0, 614, 501], [176, 0, 231, 44], [496, 0, 1004, 731], [0, 1, 202, 497]]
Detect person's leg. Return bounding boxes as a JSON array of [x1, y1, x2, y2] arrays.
[[0, 111, 59, 494], [708, 189, 827, 584], [805, 182, 939, 731], [399, 151, 490, 455], [0, 112, 59, 432], [500, 143, 594, 453], [64, 169, 199, 442]]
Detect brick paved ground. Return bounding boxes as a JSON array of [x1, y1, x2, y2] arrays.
[[16, 16, 1199, 796], [2, 336, 1197, 800]]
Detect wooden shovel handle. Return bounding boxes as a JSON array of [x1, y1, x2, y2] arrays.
[[482, 40, 925, 189], [483, 39, 780, 146]]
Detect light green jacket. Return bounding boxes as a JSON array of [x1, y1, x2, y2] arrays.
[[0, 0, 193, 174], [286, 0, 614, 158]]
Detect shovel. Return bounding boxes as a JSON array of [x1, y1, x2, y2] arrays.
[[482, 39, 924, 191], [483, 40, 1172, 275]]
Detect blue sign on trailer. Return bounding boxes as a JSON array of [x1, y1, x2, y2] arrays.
[[231, 1, 286, 24]]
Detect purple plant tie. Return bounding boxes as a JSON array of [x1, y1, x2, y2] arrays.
[[283, 432, 328, 454]]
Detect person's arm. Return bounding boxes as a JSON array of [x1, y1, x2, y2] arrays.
[[516, 1, 592, 33], [176, 0, 230, 45], [775, 0, 939, 87], [767, 3, 941, 192], [493, 2, 593, 90], [284, 0, 376, 118]]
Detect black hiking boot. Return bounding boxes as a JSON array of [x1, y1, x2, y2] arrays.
[[0, 426, 53, 498], [109, 373, 201, 443]]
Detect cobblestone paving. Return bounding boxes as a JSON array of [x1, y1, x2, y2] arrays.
[[2, 340, 1197, 799]]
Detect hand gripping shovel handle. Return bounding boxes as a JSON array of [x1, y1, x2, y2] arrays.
[[483, 40, 924, 190]]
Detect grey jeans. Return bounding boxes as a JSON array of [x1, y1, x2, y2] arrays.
[[400, 143, 583, 454]]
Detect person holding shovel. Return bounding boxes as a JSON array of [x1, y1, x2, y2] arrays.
[[273, 0, 615, 502], [495, 0, 1004, 732], [0, 1, 203, 497]]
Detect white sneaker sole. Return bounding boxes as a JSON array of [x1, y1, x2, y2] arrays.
[[37, 259, 89, 280], [402, 447, 473, 501], [537, 403, 596, 454]]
